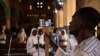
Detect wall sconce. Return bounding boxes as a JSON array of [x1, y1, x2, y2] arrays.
[[48, 6, 50, 10], [19, 0, 21, 2], [29, 5, 32, 10]]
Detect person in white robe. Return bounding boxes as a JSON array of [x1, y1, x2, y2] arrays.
[[54, 29, 78, 56], [59, 29, 68, 52], [27, 28, 45, 56], [37, 28, 45, 45]]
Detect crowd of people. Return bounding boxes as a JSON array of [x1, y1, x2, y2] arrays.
[[0, 25, 77, 56], [26, 27, 78, 56], [0, 7, 100, 56]]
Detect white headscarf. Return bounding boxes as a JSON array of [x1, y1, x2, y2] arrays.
[[21, 28, 27, 35], [61, 29, 68, 40], [27, 27, 45, 56], [30, 28, 37, 37]]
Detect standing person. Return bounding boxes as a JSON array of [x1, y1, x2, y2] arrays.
[[37, 28, 45, 46], [27, 28, 37, 56], [69, 7, 100, 56], [50, 28, 60, 56], [27, 28, 45, 56], [51, 28, 60, 46], [37, 28, 45, 56], [59, 29, 68, 52]]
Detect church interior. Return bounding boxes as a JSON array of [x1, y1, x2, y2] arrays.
[[0, 0, 100, 56]]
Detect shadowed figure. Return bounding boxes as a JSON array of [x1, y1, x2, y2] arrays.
[[69, 7, 100, 56]]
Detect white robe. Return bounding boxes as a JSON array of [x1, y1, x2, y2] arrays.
[[27, 28, 45, 56], [54, 47, 67, 56]]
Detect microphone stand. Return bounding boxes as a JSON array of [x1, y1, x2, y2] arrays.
[[8, 34, 13, 56], [38, 36, 40, 56]]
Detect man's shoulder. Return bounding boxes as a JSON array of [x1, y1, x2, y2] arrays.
[[74, 41, 100, 56], [80, 37, 100, 53]]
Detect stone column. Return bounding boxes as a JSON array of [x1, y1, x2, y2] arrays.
[[6, 16, 10, 30], [55, 8, 63, 28], [63, 0, 67, 26], [3, 0, 11, 30], [58, 8, 63, 28], [55, 10, 59, 28], [63, 0, 76, 26]]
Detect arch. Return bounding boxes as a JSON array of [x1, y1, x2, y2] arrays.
[[11, 7, 18, 19], [0, 4, 5, 17], [0, 0, 10, 16], [10, 7, 20, 27]]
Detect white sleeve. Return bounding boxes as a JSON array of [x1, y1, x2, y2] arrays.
[[26, 37, 37, 55], [24, 32, 27, 38], [54, 47, 66, 56], [39, 35, 45, 45], [4, 34, 6, 40], [73, 50, 89, 56]]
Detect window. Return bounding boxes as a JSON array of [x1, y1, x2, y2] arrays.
[[36, 2, 43, 8], [57, 0, 63, 6]]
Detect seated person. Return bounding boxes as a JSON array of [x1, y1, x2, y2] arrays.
[[59, 29, 68, 52], [0, 27, 6, 44], [17, 27, 27, 43]]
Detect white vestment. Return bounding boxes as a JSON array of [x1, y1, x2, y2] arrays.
[[54, 47, 67, 56], [27, 28, 45, 56]]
